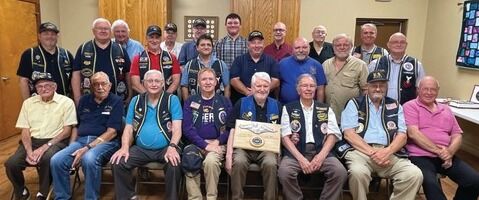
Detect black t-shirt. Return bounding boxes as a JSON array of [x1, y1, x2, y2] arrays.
[[308, 41, 334, 64], [17, 45, 74, 95]]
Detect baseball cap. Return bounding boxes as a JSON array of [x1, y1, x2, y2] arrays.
[[367, 70, 389, 83], [248, 30, 264, 41], [33, 72, 55, 85], [39, 22, 59, 33], [193, 18, 207, 28], [146, 25, 162, 36], [164, 23, 177, 32]]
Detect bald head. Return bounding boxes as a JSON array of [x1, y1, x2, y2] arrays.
[[387, 32, 408, 55], [417, 76, 440, 106], [293, 37, 310, 60], [389, 32, 407, 42], [418, 76, 440, 90], [273, 22, 287, 43]]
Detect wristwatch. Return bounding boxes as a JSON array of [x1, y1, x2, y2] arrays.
[[47, 142, 53, 147], [169, 143, 179, 150]]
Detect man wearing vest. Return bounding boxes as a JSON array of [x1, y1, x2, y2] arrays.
[[51, 72, 122, 200], [179, 18, 207, 66], [182, 68, 233, 199], [352, 23, 388, 65], [130, 25, 181, 95], [404, 76, 479, 200], [110, 70, 182, 200], [71, 18, 131, 105], [17, 22, 74, 100], [225, 72, 282, 200], [337, 70, 423, 200], [5, 72, 77, 200], [181, 34, 230, 100], [111, 19, 144, 62], [278, 74, 347, 200], [369, 32, 426, 105]]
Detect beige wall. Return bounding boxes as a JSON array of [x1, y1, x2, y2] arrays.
[[423, 0, 479, 100]]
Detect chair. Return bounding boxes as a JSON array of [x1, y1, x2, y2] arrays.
[[9, 166, 55, 200], [135, 162, 185, 199], [239, 163, 279, 199]]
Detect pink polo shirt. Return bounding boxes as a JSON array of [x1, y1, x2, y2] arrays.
[[403, 98, 462, 157]]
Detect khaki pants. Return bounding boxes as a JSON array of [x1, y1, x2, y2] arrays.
[[185, 147, 225, 200], [344, 149, 423, 200]]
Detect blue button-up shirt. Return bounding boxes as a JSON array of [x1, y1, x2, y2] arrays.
[[341, 97, 406, 145], [178, 41, 198, 65]]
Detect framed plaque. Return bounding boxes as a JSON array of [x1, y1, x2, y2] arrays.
[[470, 85, 479, 103], [233, 120, 281, 153]]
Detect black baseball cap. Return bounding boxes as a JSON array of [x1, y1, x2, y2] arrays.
[[164, 23, 177, 32], [33, 72, 55, 85], [193, 18, 207, 28], [146, 25, 162, 36], [248, 30, 264, 41], [39, 22, 59, 33], [367, 70, 389, 83]]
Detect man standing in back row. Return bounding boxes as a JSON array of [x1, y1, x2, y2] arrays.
[[352, 23, 388, 65], [215, 13, 248, 69]]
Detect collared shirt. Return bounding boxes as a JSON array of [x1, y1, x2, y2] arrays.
[[281, 102, 341, 142], [368, 55, 426, 101], [160, 41, 183, 57], [404, 98, 462, 157], [263, 42, 293, 62], [178, 41, 198, 65], [214, 35, 248, 68], [16, 93, 77, 139], [76, 93, 124, 137], [308, 42, 334, 64], [341, 97, 406, 145], [113, 38, 145, 61], [129, 49, 181, 78], [323, 56, 368, 122], [125, 95, 182, 150], [180, 55, 230, 86], [358, 45, 388, 64], [226, 97, 283, 129], [278, 56, 327, 104]]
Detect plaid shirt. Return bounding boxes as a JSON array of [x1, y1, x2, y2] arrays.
[[214, 35, 248, 69]]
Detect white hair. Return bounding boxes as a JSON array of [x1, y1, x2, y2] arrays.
[[332, 33, 353, 46], [111, 19, 130, 31], [92, 18, 111, 28], [361, 23, 377, 32], [144, 70, 164, 81], [251, 72, 271, 85]]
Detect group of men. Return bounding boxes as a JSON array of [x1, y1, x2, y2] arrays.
[[5, 12, 479, 200]]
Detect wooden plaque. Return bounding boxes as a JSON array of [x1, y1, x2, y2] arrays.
[[233, 120, 281, 154]]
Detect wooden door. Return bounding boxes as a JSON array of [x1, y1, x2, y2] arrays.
[[99, 0, 171, 45], [231, 0, 301, 45], [0, 0, 39, 140], [354, 18, 408, 49]]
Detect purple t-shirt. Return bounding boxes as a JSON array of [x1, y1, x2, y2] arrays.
[[403, 98, 463, 157]]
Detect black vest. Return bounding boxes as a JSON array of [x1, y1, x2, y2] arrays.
[[375, 55, 418, 104], [79, 40, 128, 99], [335, 95, 408, 158], [353, 46, 386, 63], [30, 46, 72, 96], [132, 92, 180, 145], [185, 58, 225, 96], [188, 94, 229, 137], [138, 50, 174, 90], [284, 101, 330, 158]]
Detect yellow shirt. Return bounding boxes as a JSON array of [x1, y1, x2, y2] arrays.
[[16, 93, 77, 139], [323, 56, 368, 122]]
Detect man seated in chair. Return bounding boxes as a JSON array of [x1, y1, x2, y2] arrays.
[[110, 70, 182, 200], [225, 72, 282, 200], [278, 74, 347, 200], [50, 72, 123, 199], [336, 70, 423, 200], [404, 76, 479, 200], [5, 72, 77, 200], [182, 68, 233, 199]]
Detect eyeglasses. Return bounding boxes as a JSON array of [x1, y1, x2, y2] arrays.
[[313, 31, 327, 35], [35, 83, 54, 90], [273, 29, 285, 32], [144, 79, 163, 84], [92, 82, 110, 88], [94, 27, 110, 31]]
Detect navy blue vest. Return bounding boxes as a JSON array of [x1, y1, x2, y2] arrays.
[[138, 50, 174, 90], [189, 94, 229, 136], [335, 95, 408, 158], [79, 40, 128, 100], [185, 58, 225, 96], [284, 101, 330, 158], [239, 96, 280, 124], [31, 46, 72, 96], [375, 55, 418, 104], [353, 45, 386, 63]]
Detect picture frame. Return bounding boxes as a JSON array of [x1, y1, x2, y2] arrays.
[[470, 85, 479, 103]]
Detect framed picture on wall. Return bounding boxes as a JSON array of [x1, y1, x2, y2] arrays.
[[470, 85, 479, 103], [184, 16, 219, 41]]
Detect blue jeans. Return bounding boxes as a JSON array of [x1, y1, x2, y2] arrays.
[[51, 136, 120, 200]]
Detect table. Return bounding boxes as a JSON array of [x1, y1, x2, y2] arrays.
[[450, 106, 479, 125]]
